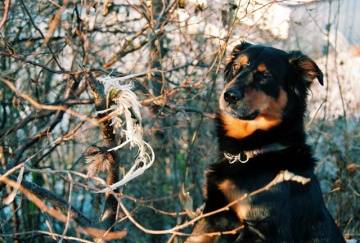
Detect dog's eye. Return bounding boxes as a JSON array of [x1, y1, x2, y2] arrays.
[[257, 72, 272, 85], [262, 73, 272, 79], [233, 64, 240, 71]]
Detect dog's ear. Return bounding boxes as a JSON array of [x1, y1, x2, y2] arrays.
[[288, 51, 324, 86], [231, 41, 252, 56], [224, 41, 252, 80]]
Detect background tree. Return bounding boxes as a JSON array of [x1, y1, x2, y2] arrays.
[[0, 0, 358, 242]]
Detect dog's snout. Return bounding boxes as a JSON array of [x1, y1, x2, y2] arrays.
[[223, 89, 243, 104]]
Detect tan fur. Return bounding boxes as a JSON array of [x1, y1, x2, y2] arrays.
[[185, 219, 218, 243], [299, 60, 319, 81], [238, 55, 249, 65], [220, 113, 281, 139], [218, 180, 250, 221], [220, 88, 287, 139], [257, 64, 267, 72]]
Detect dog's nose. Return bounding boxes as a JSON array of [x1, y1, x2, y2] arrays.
[[223, 89, 243, 104]]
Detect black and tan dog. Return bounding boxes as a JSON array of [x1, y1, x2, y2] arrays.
[[186, 42, 345, 242]]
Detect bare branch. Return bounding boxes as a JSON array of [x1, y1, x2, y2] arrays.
[[19, 0, 63, 70], [0, 169, 127, 240], [0, 52, 79, 75], [80, 66, 121, 229], [113, 170, 310, 238], [0, 0, 10, 28]]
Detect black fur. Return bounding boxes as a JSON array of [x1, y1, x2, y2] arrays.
[[186, 42, 345, 243]]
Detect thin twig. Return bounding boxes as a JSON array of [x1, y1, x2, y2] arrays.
[[0, 169, 127, 240], [59, 173, 73, 243], [0, 77, 98, 126], [0, 0, 11, 28], [112, 170, 310, 237], [19, 0, 63, 70], [0, 52, 79, 75]]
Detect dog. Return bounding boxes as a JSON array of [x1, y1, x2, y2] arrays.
[[186, 42, 345, 242]]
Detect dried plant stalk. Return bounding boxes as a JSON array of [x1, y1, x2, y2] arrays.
[[95, 76, 155, 192]]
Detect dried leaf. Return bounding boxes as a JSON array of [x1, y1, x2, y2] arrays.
[[179, 185, 196, 218], [3, 166, 25, 204], [347, 163, 357, 174], [85, 146, 113, 177]]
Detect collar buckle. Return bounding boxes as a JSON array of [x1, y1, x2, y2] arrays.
[[223, 143, 289, 164], [224, 151, 250, 164]]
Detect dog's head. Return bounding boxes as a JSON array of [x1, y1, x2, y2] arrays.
[[220, 42, 323, 139]]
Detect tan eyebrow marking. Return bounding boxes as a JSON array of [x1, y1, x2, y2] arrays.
[[257, 64, 267, 72], [239, 55, 249, 65]]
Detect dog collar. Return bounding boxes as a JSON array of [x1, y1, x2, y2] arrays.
[[223, 143, 289, 164]]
